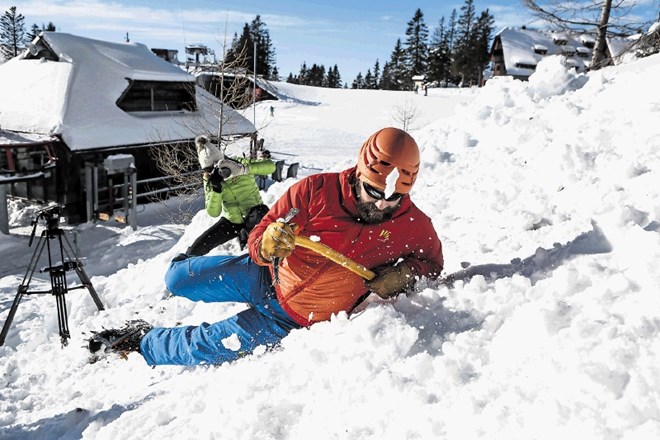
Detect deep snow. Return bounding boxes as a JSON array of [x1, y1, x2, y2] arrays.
[[1, 53, 660, 439]]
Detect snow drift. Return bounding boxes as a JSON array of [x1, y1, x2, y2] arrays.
[[1, 54, 660, 439]]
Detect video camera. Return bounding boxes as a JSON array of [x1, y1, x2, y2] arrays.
[[29, 204, 66, 247]]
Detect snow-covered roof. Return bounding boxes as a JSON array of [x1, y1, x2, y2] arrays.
[[495, 27, 639, 78], [495, 27, 593, 77], [0, 32, 256, 151], [189, 66, 280, 101], [0, 130, 56, 145]]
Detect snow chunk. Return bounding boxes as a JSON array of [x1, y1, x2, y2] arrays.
[[385, 168, 400, 198], [222, 333, 241, 351], [528, 55, 588, 99]]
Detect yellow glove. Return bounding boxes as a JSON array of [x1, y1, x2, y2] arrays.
[[367, 263, 415, 299], [259, 222, 298, 262]]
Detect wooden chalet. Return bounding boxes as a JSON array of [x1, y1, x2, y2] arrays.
[[489, 27, 637, 81], [0, 32, 256, 225]]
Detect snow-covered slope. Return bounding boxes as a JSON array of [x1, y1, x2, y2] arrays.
[[1, 54, 659, 439]]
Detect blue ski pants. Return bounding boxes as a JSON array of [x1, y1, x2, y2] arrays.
[[140, 254, 300, 366]]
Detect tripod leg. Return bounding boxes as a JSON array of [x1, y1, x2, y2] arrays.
[[0, 233, 45, 346], [0, 290, 25, 346], [55, 291, 70, 346], [51, 266, 71, 346], [60, 232, 105, 311], [73, 266, 104, 311]]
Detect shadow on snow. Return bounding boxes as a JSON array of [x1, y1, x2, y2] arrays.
[[395, 221, 612, 356]]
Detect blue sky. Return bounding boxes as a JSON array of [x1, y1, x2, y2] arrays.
[[5, 0, 659, 82]]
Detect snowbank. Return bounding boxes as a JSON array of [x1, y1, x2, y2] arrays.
[[1, 53, 659, 439]]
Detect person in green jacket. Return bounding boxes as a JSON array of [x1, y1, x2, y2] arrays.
[[186, 135, 275, 255]]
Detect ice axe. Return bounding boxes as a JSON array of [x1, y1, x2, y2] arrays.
[[272, 208, 300, 284], [294, 236, 376, 281], [273, 208, 376, 282]]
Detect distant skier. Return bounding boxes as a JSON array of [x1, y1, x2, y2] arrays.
[[90, 128, 444, 366], [270, 105, 275, 117]]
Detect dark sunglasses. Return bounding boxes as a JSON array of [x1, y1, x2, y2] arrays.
[[362, 181, 402, 202]]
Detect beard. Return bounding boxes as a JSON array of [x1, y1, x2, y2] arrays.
[[356, 200, 400, 224], [349, 172, 401, 224]]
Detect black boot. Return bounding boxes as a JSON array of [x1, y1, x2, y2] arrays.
[[88, 320, 153, 354]]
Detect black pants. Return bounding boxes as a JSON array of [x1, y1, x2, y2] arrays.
[[186, 204, 269, 256]]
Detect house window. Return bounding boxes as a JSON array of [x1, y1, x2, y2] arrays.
[[533, 44, 548, 55], [553, 35, 568, 45], [3, 144, 56, 172], [576, 47, 591, 58], [580, 37, 596, 49], [116, 80, 197, 112], [515, 63, 537, 70]]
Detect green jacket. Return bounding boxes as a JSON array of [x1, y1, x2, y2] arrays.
[[203, 157, 275, 224]]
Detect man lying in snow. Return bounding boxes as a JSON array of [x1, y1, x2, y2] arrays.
[[89, 127, 444, 366]]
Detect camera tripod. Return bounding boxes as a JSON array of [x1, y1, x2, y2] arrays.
[[0, 206, 105, 347]]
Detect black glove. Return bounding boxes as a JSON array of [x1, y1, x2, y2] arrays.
[[207, 167, 224, 192]]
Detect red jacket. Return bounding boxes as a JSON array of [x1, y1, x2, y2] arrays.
[[248, 167, 443, 326]]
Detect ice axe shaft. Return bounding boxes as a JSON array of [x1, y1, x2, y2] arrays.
[[294, 236, 376, 281]]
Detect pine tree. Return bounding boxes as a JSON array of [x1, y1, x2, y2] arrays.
[[27, 23, 40, 42], [351, 72, 365, 89], [326, 64, 342, 88], [1, 6, 27, 60], [451, 0, 494, 87], [427, 16, 454, 85], [387, 39, 407, 90], [452, 0, 476, 86], [472, 10, 495, 85], [335, 65, 342, 88], [445, 9, 458, 85], [326, 68, 336, 88], [447, 9, 458, 55], [372, 60, 380, 89], [403, 9, 429, 79], [298, 62, 309, 85], [224, 25, 254, 69], [364, 68, 374, 89], [315, 65, 324, 87], [379, 61, 395, 90], [27, 21, 57, 42], [248, 15, 277, 79]]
